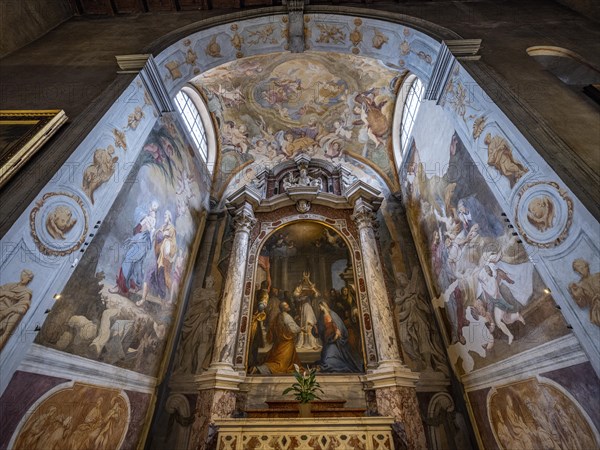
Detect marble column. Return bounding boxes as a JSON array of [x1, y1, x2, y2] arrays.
[[353, 196, 427, 449], [352, 197, 402, 367], [210, 201, 256, 371]]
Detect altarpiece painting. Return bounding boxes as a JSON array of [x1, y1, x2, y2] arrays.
[[247, 222, 365, 375]]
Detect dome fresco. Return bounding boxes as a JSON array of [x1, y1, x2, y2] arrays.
[[190, 51, 404, 195]]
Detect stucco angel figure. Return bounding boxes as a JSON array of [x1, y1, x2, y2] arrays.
[[46, 205, 77, 240], [0, 269, 34, 351], [282, 171, 297, 191], [395, 267, 448, 374], [569, 258, 600, 326], [484, 133, 528, 187]]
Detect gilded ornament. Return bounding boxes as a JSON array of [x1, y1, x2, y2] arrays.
[[247, 24, 277, 45], [231, 32, 243, 51], [185, 48, 198, 66], [472, 116, 486, 139], [30, 192, 89, 256], [112, 128, 127, 150], [316, 24, 346, 44], [45, 205, 77, 240], [126, 106, 144, 130], [350, 27, 362, 46], [205, 36, 222, 58], [514, 181, 573, 248], [417, 51, 432, 64], [400, 40, 411, 55], [82, 145, 118, 204], [527, 195, 555, 232], [165, 60, 182, 80], [372, 30, 388, 49]]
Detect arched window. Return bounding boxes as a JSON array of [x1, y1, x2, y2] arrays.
[[392, 74, 425, 169], [527, 46, 600, 105], [173, 86, 216, 172]]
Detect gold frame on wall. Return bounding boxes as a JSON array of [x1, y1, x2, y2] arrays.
[[0, 109, 68, 189]]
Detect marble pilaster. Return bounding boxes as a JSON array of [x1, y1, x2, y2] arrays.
[[364, 368, 427, 450], [188, 387, 237, 450]]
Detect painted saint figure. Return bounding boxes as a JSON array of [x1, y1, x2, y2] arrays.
[[138, 210, 177, 306], [0, 269, 34, 351], [111, 201, 158, 297], [296, 295, 320, 350], [313, 301, 363, 373], [476, 265, 525, 346], [255, 301, 302, 374]]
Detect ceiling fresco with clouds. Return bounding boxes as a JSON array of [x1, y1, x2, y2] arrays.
[[190, 51, 404, 196]]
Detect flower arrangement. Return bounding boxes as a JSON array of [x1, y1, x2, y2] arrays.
[[283, 364, 324, 404]]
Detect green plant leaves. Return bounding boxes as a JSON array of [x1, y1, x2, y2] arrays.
[[282, 366, 324, 404]]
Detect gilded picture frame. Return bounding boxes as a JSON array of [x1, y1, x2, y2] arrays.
[[0, 109, 68, 189]]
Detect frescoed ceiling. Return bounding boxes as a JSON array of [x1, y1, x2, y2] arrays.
[[190, 51, 404, 197]]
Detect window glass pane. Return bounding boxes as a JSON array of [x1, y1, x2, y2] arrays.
[[400, 78, 424, 155], [174, 90, 208, 162]]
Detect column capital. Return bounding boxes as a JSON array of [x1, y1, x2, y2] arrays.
[[351, 197, 377, 230], [231, 202, 256, 234]]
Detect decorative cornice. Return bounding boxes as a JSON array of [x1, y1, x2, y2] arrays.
[[424, 43, 455, 102], [115, 54, 175, 112], [460, 334, 588, 392], [115, 53, 152, 73], [345, 181, 383, 208], [443, 39, 482, 61], [226, 185, 263, 211], [140, 55, 176, 113], [19, 344, 157, 394]]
